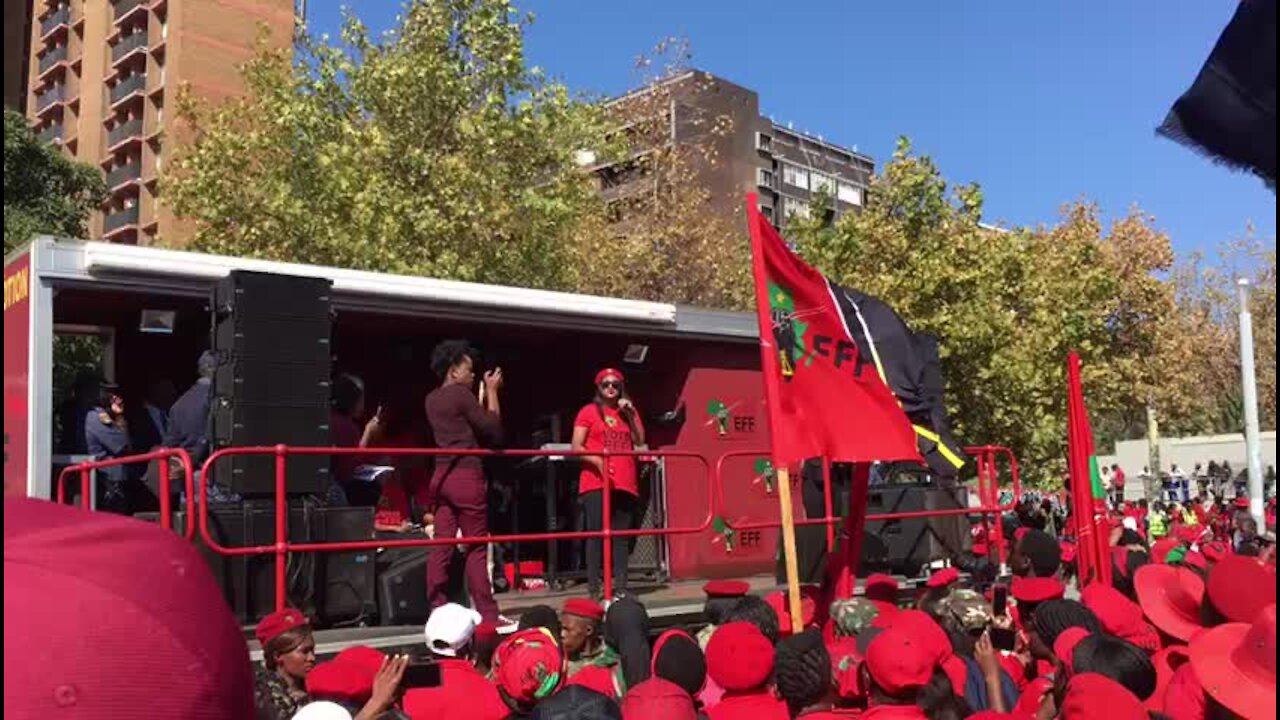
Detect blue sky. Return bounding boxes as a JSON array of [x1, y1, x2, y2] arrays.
[[307, 1, 1275, 255]]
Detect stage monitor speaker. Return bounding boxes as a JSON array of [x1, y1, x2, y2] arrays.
[[212, 270, 332, 497], [862, 485, 970, 576], [136, 503, 373, 626], [376, 550, 430, 627]]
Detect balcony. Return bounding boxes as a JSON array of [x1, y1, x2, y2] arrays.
[[106, 118, 143, 149], [111, 30, 148, 65], [35, 85, 65, 113], [37, 45, 68, 76], [40, 5, 70, 38], [37, 124, 64, 144], [109, 73, 146, 106], [103, 205, 140, 235], [112, 0, 147, 23], [105, 162, 142, 190]]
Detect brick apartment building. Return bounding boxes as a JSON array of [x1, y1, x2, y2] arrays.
[[23, 0, 292, 245], [599, 70, 874, 229]]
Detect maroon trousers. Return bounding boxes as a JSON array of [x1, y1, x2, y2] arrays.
[[425, 467, 499, 622]]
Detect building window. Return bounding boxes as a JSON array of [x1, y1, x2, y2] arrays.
[[837, 182, 863, 206], [755, 132, 773, 152], [782, 163, 808, 190], [784, 197, 811, 220], [811, 173, 835, 194], [757, 168, 775, 188], [761, 204, 775, 223]]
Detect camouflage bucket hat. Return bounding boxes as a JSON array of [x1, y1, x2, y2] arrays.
[[939, 588, 992, 632], [830, 598, 880, 637]]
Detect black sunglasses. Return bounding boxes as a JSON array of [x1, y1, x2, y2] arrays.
[[599, 380, 623, 390]]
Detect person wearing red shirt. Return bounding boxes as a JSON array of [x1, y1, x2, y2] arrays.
[[402, 603, 509, 720], [571, 368, 645, 600]]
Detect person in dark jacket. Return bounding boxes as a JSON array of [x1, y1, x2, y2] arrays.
[[165, 351, 239, 504], [84, 381, 136, 514]]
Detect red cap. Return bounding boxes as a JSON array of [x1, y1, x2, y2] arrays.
[[595, 368, 625, 386], [1081, 583, 1160, 651], [1133, 564, 1206, 642], [764, 590, 817, 635], [706, 621, 774, 691], [865, 628, 937, 695], [1189, 604, 1276, 720], [1234, 496, 1250, 509], [1151, 538, 1180, 564], [865, 573, 899, 603], [926, 567, 960, 589], [334, 645, 386, 677], [1182, 550, 1208, 572], [492, 627, 564, 705], [1175, 525, 1203, 544], [884, 609, 951, 667], [1208, 555, 1277, 623], [1061, 673, 1148, 720], [621, 677, 698, 720], [256, 607, 310, 646], [306, 659, 374, 704], [1010, 576, 1066, 603], [1053, 628, 1091, 674], [703, 579, 751, 598], [562, 597, 605, 622], [3, 498, 254, 719]]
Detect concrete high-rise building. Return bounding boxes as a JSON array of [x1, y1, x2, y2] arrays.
[[5, 1, 34, 111], [25, 0, 293, 245], [599, 70, 874, 230]]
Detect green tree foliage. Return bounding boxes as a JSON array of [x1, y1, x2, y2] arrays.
[[3, 109, 106, 254], [166, 0, 613, 290], [789, 138, 1275, 483]]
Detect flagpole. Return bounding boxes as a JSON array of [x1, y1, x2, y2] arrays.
[[745, 193, 805, 627]]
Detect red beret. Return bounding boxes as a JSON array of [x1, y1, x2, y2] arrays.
[[865, 629, 937, 695], [1181, 550, 1208, 572], [1174, 525, 1203, 544], [492, 628, 564, 705], [884, 610, 950, 667], [1060, 541, 1078, 564], [1061, 673, 1148, 720], [1081, 584, 1160, 652], [926, 567, 960, 589], [703, 579, 750, 598], [864, 573, 899, 603], [706, 621, 774, 691], [333, 645, 385, 676], [1200, 541, 1229, 564], [1234, 496, 1250, 509], [306, 659, 374, 703], [595, 368, 625, 385], [1053, 628, 1091, 674], [1151, 537, 1180, 564], [1010, 576, 1066, 603], [3, 498, 254, 719], [562, 598, 605, 621], [256, 607, 310, 646], [1207, 555, 1276, 623]]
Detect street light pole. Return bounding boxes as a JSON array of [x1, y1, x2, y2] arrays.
[[1237, 278, 1264, 525]]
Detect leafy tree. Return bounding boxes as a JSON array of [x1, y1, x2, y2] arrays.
[[788, 138, 1253, 484], [166, 0, 613, 291], [4, 109, 106, 254]]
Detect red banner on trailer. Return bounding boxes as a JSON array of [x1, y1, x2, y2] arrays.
[[5, 251, 32, 497]]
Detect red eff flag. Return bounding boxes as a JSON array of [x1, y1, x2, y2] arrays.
[[1067, 350, 1111, 587], [746, 194, 920, 468]]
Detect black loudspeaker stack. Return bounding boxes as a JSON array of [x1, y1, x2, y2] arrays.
[[212, 270, 333, 497], [862, 485, 971, 576]]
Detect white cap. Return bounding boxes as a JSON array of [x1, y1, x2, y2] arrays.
[[424, 602, 483, 657], [1122, 516, 1139, 531], [291, 701, 353, 720]]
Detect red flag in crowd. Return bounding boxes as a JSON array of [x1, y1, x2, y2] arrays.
[[1067, 351, 1112, 587], [745, 194, 921, 468]]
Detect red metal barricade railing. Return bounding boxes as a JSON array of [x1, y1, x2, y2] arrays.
[[198, 446, 715, 611], [713, 445, 1022, 569], [55, 448, 196, 540]]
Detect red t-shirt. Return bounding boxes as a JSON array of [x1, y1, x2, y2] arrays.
[[402, 659, 508, 720], [859, 704, 928, 720], [574, 403, 644, 496], [1113, 468, 1126, 489]]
